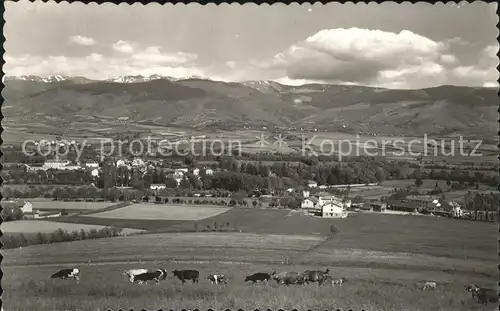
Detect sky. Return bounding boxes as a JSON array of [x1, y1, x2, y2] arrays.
[[4, 1, 499, 89]]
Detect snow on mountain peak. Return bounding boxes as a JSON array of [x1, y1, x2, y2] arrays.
[[107, 75, 179, 83]]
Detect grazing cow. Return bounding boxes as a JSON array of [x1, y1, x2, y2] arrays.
[[271, 271, 308, 286], [172, 269, 199, 284], [466, 284, 499, 305], [207, 274, 228, 285], [319, 275, 347, 286], [50, 268, 80, 282], [244, 272, 272, 284], [132, 269, 168, 285], [302, 268, 330, 284], [423, 281, 437, 290], [123, 269, 149, 283]]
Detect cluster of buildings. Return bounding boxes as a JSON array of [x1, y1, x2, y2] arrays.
[[25, 160, 100, 176], [1, 199, 63, 219], [149, 166, 215, 190], [386, 195, 463, 217], [301, 192, 351, 218]]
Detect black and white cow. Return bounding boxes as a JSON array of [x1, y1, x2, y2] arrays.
[[466, 284, 499, 305], [172, 269, 200, 284], [50, 268, 80, 282], [123, 269, 149, 283], [132, 269, 168, 285], [244, 272, 272, 284], [207, 274, 228, 285]]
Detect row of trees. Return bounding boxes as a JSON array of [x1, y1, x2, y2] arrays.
[[464, 191, 499, 212], [2, 227, 125, 249], [4, 167, 95, 185], [1, 207, 24, 222]]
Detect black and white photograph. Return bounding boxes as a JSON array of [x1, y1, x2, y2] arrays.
[[1, 1, 499, 310]]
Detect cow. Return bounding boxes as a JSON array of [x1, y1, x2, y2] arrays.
[[319, 275, 347, 286], [123, 269, 149, 283], [466, 284, 499, 305], [172, 269, 199, 284], [49, 268, 80, 282], [422, 281, 437, 290], [244, 272, 272, 284], [207, 274, 228, 285], [302, 268, 330, 284], [271, 271, 308, 286], [132, 269, 168, 285]]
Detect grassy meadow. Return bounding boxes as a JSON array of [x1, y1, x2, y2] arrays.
[[2, 211, 498, 311], [3, 261, 495, 311]]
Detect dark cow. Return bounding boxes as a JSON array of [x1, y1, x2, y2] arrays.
[[207, 274, 228, 285], [466, 284, 499, 305], [271, 271, 308, 286], [132, 269, 168, 285], [50, 268, 80, 282], [172, 269, 199, 284], [244, 272, 272, 284], [302, 268, 330, 284]]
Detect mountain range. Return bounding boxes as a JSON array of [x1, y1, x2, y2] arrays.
[[3, 75, 498, 137]]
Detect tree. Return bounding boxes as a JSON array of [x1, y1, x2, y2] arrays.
[[2, 187, 13, 200], [330, 225, 338, 235], [415, 178, 423, 188], [12, 207, 24, 220]]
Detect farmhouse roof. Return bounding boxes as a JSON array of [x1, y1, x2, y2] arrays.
[[307, 197, 319, 203], [406, 195, 436, 202], [387, 199, 418, 209]]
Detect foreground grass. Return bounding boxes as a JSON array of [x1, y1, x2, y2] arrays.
[[3, 262, 496, 311], [3, 213, 497, 310]]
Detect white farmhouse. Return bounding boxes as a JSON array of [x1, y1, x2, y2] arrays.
[[205, 168, 214, 175], [21, 200, 33, 213], [301, 197, 319, 210], [307, 180, 318, 188], [85, 162, 100, 168], [322, 201, 347, 218], [132, 158, 145, 167], [150, 184, 166, 190], [43, 160, 70, 169]]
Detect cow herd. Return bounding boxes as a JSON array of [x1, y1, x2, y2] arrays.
[[48, 267, 498, 306], [49, 267, 346, 287]]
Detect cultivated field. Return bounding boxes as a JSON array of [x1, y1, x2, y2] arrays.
[[1, 220, 144, 235], [87, 204, 231, 221], [31, 201, 114, 211]]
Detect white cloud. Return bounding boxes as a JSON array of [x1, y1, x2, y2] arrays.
[[69, 35, 96, 46], [440, 54, 458, 65], [225, 61, 236, 69], [112, 40, 134, 54], [131, 47, 197, 65], [258, 27, 498, 89]]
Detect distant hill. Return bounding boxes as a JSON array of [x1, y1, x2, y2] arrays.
[[3, 76, 498, 137]]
